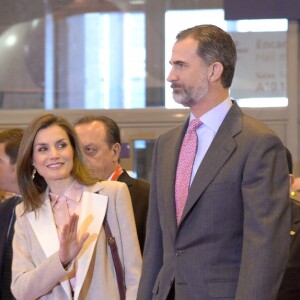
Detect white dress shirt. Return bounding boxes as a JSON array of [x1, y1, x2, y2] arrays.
[[190, 97, 233, 184]]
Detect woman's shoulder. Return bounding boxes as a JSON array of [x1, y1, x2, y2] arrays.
[[15, 200, 26, 217], [85, 180, 128, 194]]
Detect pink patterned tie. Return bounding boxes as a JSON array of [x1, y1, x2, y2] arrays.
[[175, 119, 202, 224]]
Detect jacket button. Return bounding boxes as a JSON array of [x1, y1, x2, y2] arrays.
[[175, 250, 182, 256]]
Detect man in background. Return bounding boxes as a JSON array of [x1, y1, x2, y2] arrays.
[[277, 148, 300, 299], [74, 115, 149, 253], [0, 128, 24, 300], [0, 189, 15, 204], [291, 177, 300, 193]]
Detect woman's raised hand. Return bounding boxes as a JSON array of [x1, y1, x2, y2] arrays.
[[59, 214, 89, 268]]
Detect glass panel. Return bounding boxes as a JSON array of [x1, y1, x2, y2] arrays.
[[0, 20, 46, 109], [0, 2, 289, 110], [0, 2, 145, 109], [132, 139, 155, 181], [55, 11, 145, 109], [165, 9, 288, 108]]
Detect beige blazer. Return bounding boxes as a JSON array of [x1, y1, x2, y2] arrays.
[[11, 181, 142, 300]]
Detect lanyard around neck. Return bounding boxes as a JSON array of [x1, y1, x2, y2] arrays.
[[111, 167, 123, 181]]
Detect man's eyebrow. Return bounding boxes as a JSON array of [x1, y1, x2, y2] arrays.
[[169, 60, 187, 65]]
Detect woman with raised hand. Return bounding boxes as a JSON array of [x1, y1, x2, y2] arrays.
[[12, 113, 141, 300]]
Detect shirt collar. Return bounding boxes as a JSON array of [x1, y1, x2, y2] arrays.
[[49, 180, 83, 208], [190, 97, 232, 133]]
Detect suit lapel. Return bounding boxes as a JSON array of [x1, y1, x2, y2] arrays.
[[0, 197, 21, 282], [0, 198, 18, 259], [291, 200, 300, 245], [164, 122, 188, 232], [118, 170, 133, 187], [74, 185, 108, 299], [180, 103, 243, 225]]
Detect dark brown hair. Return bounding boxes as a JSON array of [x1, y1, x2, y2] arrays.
[[17, 114, 98, 213], [75, 115, 121, 146], [0, 128, 24, 164], [176, 24, 237, 88]]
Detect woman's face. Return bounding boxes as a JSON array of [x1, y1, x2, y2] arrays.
[[32, 124, 74, 185]]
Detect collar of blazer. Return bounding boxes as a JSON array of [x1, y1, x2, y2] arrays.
[[26, 181, 108, 299]]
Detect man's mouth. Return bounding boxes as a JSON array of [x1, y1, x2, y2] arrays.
[[171, 84, 181, 89]]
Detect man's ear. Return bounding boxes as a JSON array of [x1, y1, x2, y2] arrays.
[[208, 62, 223, 83], [112, 143, 121, 162], [290, 174, 295, 188]]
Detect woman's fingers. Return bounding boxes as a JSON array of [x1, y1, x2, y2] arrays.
[[79, 232, 90, 248], [59, 214, 89, 265], [69, 214, 78, 233]]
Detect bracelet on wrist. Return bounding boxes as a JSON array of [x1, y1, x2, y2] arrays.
[[62, 260, 72, 271]]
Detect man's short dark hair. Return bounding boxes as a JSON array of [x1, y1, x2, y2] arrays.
[[0, 128, 24, 164], [74, 115, 121, 146], [176, 24, 237, 88]]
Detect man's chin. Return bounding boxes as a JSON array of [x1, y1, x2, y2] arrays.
[[174, 96, 191, 107], [90, 170, 101, 180]]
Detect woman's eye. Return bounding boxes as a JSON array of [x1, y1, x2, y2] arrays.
[[58, 142, 67, 148], [38, 146, 47, 152]]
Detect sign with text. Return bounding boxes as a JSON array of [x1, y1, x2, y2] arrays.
[[230, 32, 287, 99]]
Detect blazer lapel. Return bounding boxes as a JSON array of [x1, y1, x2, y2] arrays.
[[180, 103, 243, 225], [74, 184, 108, 299], [26, 184, 108, 300], [26, 197, 74, 297], [26, 197, 59, 257]]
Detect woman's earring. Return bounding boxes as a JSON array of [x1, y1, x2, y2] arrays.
[[31, 168, 36, 180]]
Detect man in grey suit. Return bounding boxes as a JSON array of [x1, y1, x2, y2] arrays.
[[137, 24, 290, 300]]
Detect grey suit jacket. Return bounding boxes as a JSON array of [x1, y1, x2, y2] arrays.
[[11, 181, 142, 300], [137, 102, 290, 300]]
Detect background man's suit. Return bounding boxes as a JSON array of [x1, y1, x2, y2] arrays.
[[277, 197, 300, 299], [0, 196, 20, 300], [118, 169, 149, 253], [137, 102, 290, 300]]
